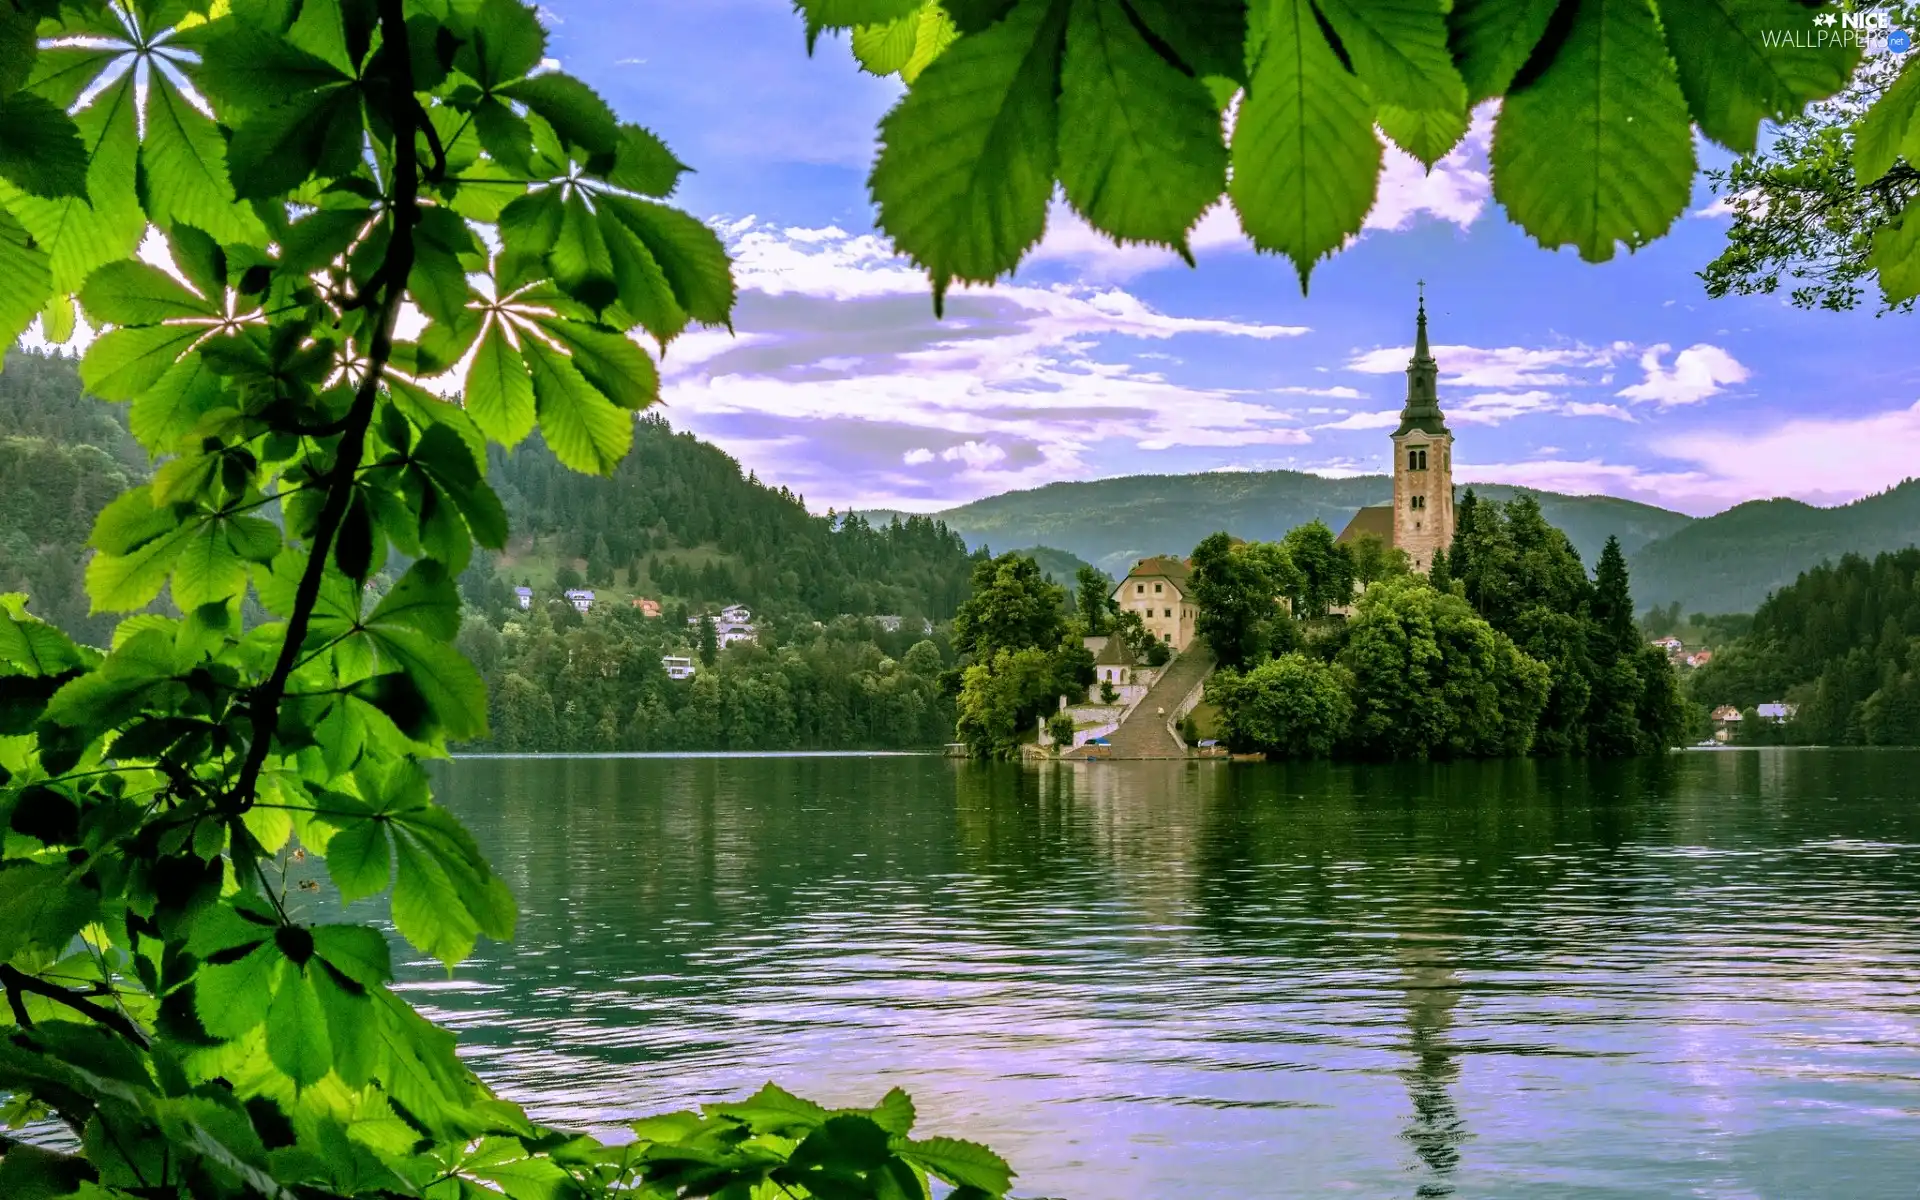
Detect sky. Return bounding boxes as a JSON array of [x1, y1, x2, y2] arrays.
[[67, 0, 1920, 519]]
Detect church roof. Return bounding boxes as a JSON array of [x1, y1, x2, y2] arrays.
[[1094, 635, 1132, 666], [1397, 293, 1450, 438], [1336, 504, 1395, 545], [1123, 556, 1191, 585]]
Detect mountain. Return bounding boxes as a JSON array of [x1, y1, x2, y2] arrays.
[[1626, 480, 1920, 615], [917, 470, 1694, 577]]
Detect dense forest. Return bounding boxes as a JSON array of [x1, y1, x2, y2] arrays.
[[1689, 549, 1920, 745]]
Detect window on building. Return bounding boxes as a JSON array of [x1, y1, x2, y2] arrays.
[[1163, 608, 1172, 617], [1163, 633, 1172, 642], [1410, 494, 1425, 510], [1154, 582, 1163, 593], [1135, 584, 1144, 594], [1408, 447, 1427, 471]]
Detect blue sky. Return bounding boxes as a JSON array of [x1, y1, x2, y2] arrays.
[[555, 0, 1918, 517]]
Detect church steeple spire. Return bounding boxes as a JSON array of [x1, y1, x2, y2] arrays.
[[1397, 284, 1448, 437]]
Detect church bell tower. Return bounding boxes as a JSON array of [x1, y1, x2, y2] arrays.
[[1392, 290, 1454, 574]]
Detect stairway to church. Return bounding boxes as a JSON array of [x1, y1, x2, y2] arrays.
[[1075, 641, 1215, 760]]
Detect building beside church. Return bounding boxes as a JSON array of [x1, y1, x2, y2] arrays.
[[1111, 556, 1197, 650], [1337, 296, 1455, 574]]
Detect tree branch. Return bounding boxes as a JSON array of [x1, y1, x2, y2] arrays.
[[230, 0, 424, 815], [0, 965, 150, 1049]]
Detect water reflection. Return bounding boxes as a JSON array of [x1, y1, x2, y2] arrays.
[[408, 751, 1920, 1199]]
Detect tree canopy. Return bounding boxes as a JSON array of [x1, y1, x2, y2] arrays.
[[789, 0, 1876, 301]]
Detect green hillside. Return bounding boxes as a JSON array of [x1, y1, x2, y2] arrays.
[[924, 470, 1694, 576], [1627, 480, 1920, 614]]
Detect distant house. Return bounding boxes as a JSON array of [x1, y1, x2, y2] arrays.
[[564, 589, 594, 613], [690, 604, 758, 648], [661, 656, 696, 681], [514, 586, 532, 610], [1651, 636, 1684, 657], [632, 597, 662, 618], [1756, 702, 1798, 723], [874, 614, 933, 635], [1113, 557, 1196, 650], [1711, 705, 1742, 724], [1685, 650, 1713, 669]]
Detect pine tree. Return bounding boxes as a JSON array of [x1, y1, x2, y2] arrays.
[[1449, 488, 1478, 581], [699, 613, 719, 667], [1591, 536, 1637, 658]]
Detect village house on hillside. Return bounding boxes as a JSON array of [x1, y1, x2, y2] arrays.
[[690, 604, 758, 648], [632, 597, 662, 618], [565, 588, 594, 613], [514, 586, 532, 610], [1336, 293, 1456, 574], [1114, 556, 1196, 650]]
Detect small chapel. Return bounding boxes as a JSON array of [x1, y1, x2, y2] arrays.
[[1336, 294, 1454, 574]]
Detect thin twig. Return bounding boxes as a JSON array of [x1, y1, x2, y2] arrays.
[[0, 965, 150, 1049]]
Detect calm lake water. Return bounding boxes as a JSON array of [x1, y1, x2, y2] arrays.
[[411, 751, 1920, 1199]]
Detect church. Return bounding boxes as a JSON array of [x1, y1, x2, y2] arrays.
[[1336, 295, 1454, 573]]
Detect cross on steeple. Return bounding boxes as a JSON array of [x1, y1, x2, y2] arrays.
[[1398, 287, 1446, 436]]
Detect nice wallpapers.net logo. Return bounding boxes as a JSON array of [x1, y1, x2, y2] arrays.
[[1764, 9, 1913, 52]]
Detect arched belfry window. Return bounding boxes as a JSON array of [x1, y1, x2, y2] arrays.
[[1408, 447, 1428, 471]]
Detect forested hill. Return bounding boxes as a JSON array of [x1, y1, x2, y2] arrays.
[[483, 415, 982, 621], [1689, 549, 1920, 745], [920, 471, 1692, 576], [1627, 481, 1920, 615], [0, 350, 145, 642]]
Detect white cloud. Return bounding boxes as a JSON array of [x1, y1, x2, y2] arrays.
[[1317, 410, 1401, 431], [1347, 342, 1625, 389], [1616, 343, 1749, 406], [901, 448, 934, 465], [1273, 385, 1368, 399], [939, 441, 1007, 469], [1657, 399, 1920, 506]]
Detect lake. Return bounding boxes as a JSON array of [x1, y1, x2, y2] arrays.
[[411, 751, 1920, 1199]]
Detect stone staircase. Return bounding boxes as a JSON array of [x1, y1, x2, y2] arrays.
[[1068, 641, 1215, 760]]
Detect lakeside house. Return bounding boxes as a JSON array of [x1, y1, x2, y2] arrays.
[[514, 586, 532, 610], [1756, 702, 1798, 723], [565, 588, 594, 613], [1114, 556, 1197, 650], [662, 656, 696, 681], [632, 597, 662, 618]]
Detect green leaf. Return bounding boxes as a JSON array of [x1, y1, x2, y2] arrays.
[[131, 352, 224, 447], [1228, 0, 1381, 286], [466, 321, 538, 445], [368, 626, 490, 740], [1448, 0, 1563, 104], [503, 72, 620, 157], [1656, 0, 1858, 153], [311, 956, 380, 1087], [607, 124, 689, 196], [0, 73, 144, 295], [869, 0, 1068, 307], [869, 1087, 916, 1136], [538, 318, 658, 411], [0, 91, 88, 198], [226, 86, 360, 200], [141, 72, 264, 244], [370, 561, 463, 640], [1378, 103, 1471, 167], [390, 804, 515, 964], [0, 862, 94, 961], [0, 209, 51, 350], [197, 24, 353, 112], [802, 0, 925, 45], [79, 260, 220, 325], [311, 923, 393, 987], [0, 594, 87, 676], [900, 1136, 1013, 1193], [599, 194, 737, 328], [1123, 0, 1245, 81], [1491, 0, 1696, 262], [467, 0, 548, 87], [267, 966, 332, 1087], [1869, 206, 1920, 304], [550, 191, 617, 308], [167, 224, 228, 301], [598, 207, 688, 342], [1853, 59, 1920, 187], [195, 944, 278, 1039], [1314, 0, 1467, 116], [324, 812, 392, 902], [1056, 0, 1225, 253], [81, 323, 206, 401], [523, 335, 633, 475], [709, 1082, 829, 1135], [410, 240, 474, 325], [0, 4, 34, 98]]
